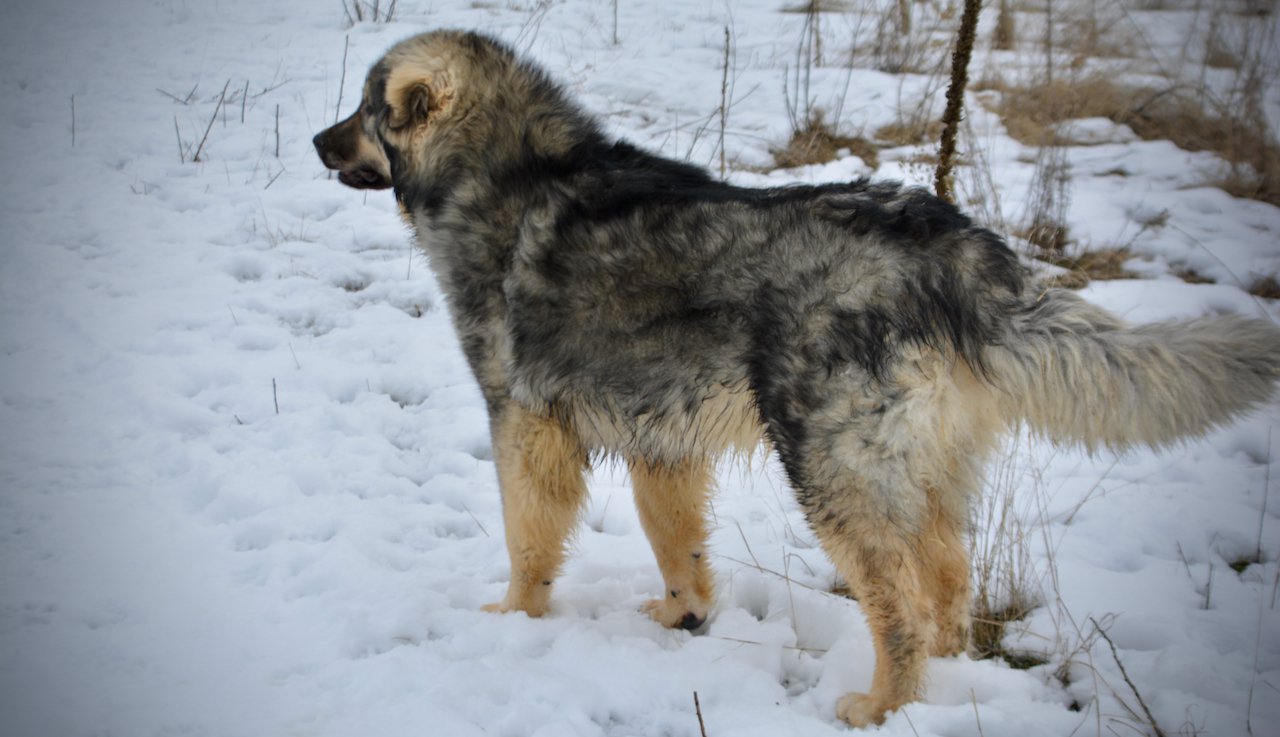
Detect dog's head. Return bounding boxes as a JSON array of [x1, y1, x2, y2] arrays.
[[316, 31, 600, 201], [313, 32, 464, 192]]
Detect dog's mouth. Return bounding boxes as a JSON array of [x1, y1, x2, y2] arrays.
[[338, 167, 392, 190]]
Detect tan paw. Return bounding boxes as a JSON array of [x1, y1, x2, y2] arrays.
[[931, 624, 971, 657], [836, 691, 893, 728], [481, 595, 549, 618], [641, 596, 707, 630]]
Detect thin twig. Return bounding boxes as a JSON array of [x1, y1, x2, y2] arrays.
[[156, 83, 198, 105], [250, 78, 291, 100], [334, 35, 350, 125], [901, 705, 922, 737], [156, 88, 188, 104], [1247, 426, 1275, 734], [460, 503, 489, 537], [272, 378, 280, 415], [709, 635, 826, 654], [1257, 425, 1272, 564], [274, 104, 281, 159], [693, 692, 708, 737], [174, 115, 185, 163], [970, 690, 986, 737], [240, 79, 249, 124], [264, 166, 285, 190], [718, 26, 730, 179], [192, 79, 231, 163], [1091, 618, 1168, 737]]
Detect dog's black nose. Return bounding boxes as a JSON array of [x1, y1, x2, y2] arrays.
[[312, 131, 327, 155], [678, 612, 705, 631]]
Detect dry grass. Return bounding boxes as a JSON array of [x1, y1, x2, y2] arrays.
[[1056, 3, 1132, 63], [343, 0, 396, 25], [993, 0, 1016, 51], [772, 111, 880, 169], [1016, 221, 1071, 254], [981, 75, 1280, 207], [979, 74, 1130, 147], [1041, 247, 1137, 289], [1204, 28, 1244, 70], [970, 439, 1042, 666], [973, 602, 1042, 663], [1249, 275, 1280, 299], [1172, 267, 1215, 285], [875, 118, 945, 148], [1128, 91, 1280, 206], [780, 0, 847, 12]]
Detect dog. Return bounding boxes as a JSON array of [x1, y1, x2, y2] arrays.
[[314, 29, 1280, 727]]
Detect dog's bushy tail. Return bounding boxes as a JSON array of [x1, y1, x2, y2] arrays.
[[983, 288, 1280, 451]]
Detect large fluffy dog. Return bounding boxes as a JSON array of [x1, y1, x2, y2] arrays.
[[314, 30, 1280, 727]]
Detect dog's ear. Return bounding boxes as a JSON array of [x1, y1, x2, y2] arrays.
[[385, 64, 453, 130]]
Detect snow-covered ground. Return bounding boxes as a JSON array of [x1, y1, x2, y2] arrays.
[[2, 1, 1278, 735]]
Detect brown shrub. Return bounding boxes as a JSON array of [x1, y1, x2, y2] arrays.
[[773, 111, 880, 169], [1041, 247, 1137, 289], [1250, 275, 1280, 299]]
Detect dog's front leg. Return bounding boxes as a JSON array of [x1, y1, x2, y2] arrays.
[[482, 404, 589, 617], [629, 457, 715, 630]]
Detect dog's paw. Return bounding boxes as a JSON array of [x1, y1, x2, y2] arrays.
[[481, 596, 549, 618], [641, 597, 707, 631], [930, 628, 971, 658], [836, 691, 895, 728]]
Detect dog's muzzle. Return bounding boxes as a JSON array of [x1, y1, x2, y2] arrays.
[[313, 130, 392, 191]]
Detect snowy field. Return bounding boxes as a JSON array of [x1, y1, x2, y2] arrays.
[[2, 1, 1279, 735]]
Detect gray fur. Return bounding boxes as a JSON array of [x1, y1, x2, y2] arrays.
[[989, 288, 1280, 451]]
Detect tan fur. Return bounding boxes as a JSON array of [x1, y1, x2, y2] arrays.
[[559, 381, 765, 463], [628, 458, 716, 628], [384, 57, 456, 130], [481, 405, 589, 617]]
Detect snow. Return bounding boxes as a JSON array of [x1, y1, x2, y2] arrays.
[[2, 1, 1278, 736]]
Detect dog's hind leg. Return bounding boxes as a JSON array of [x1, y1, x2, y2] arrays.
[[482, 404, 589, 618], [760, 352, 994, 726], [629, 457, 715, 630], [800, 484, 935, 727]]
